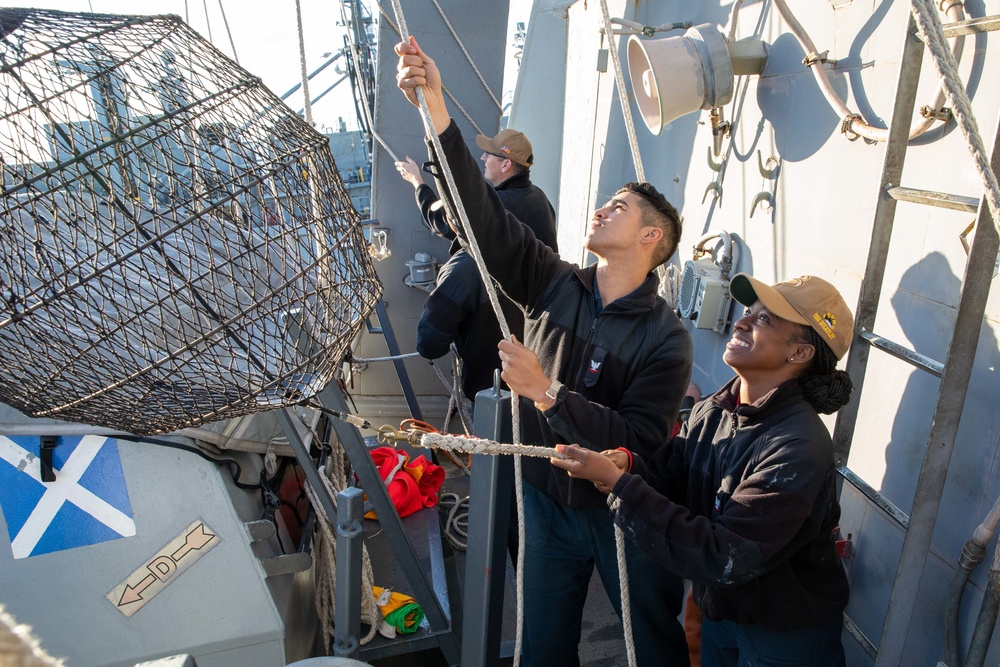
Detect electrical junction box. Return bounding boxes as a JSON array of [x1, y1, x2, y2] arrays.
[[678, 258, 732, 333]]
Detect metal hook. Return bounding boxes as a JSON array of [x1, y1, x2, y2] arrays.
[[708, 146, 724, 173], [757, 150, 780, 180], [750, 191, 774, 218], [368, 229, 391, 261], [702, 181, 722, 205]]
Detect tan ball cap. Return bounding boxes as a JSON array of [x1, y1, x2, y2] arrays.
[[475, 129, 534, 167], [729, 273, 854, 360]]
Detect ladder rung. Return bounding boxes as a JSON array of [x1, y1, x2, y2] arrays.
[[861, 331, 944, 377], [943, 13, 1000, 38], [886, 186, 979, 213], [838, 466, 910, 529], [843, 612, 878, 660]]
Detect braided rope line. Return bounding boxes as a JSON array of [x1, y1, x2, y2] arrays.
[[419, 432, 564, 459], [596, 3, 642, 662], [294, 0, 314, 128], [599, 0, 645, 183], [910, 0, 1000, 236], [389, 2, 530, 660], [306, 461, 381, 648], [614, 524, 637, 667]]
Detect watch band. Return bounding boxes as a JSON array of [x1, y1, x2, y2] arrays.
[[534, 379, 563, 412]]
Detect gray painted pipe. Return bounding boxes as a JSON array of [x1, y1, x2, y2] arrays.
[[965, 551, 1000, 667], [944, 541, 985, 667]]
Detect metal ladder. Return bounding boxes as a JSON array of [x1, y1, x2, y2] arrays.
[[830, 11, 1000, 666]]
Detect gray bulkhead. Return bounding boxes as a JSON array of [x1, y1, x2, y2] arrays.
[[510, 0, 1000, 665]]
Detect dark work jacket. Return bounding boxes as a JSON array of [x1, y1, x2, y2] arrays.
[[413, 161, 557, 400], [413, 172, 558, 254], [427, 120, 693, 509], [610, 377, 849, 631], [416, 249, 522, 400]]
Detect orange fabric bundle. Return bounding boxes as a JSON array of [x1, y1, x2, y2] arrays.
[[364, 447, 445, 519]]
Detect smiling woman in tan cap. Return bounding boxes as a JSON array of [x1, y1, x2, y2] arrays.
[[553, 274, 854, 667]]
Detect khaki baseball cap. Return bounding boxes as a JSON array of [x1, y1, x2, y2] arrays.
[[475, 129, 534, 167], [729, 273, 854, 360]]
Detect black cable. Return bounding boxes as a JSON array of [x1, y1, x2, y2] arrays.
[[299, 398, 374, 432], [114, 433, 260, 490]]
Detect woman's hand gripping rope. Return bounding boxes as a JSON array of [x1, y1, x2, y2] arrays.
[[551, 444, 630, 494]]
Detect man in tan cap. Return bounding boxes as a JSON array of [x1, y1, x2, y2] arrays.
[[395, 126, 556, 253], [394, 125, 557, 402], [395, 127, 557, 568], [475, 128, 534, 187]]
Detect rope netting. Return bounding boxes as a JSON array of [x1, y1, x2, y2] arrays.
[[0, 9, 381, 434]]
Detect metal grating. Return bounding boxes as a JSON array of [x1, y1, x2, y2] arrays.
[[0, 8, 382, 434]]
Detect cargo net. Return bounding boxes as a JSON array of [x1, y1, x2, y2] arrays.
[[0, 9, 382, 434]]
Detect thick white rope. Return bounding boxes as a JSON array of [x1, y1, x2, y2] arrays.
[[909, 0, 1000, 235], [599, 0, 645, 183], [438, 492, 471, 551], [419, 431, 566, 459], [293, 0, 313, 127], [615, 524, 637, 667], [596, 3, 642, 663], [307, 462, 382, 648], [429, 0, 502, 111], [0, 606, 63, 667], [388, 3, 528, 661]]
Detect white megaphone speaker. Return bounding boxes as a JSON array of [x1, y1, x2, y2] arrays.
[[627, 24, 768, 135]]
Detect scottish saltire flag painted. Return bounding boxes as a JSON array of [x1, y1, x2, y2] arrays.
[[0, 435, 135, 558]]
